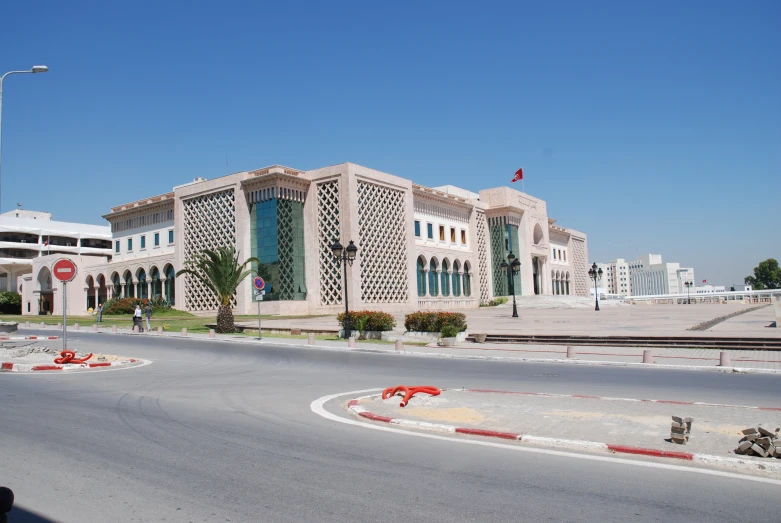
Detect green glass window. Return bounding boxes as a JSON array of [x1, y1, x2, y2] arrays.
[[414, 221, 421, 237], [417, 257, 426, 297], [428, 259, 439, 296], [154, 233, 160, 246], [427, 223, 433, 239], [140, 236, 146, 249], [127, 238, 132, 251], [441, 260, 450, 297]]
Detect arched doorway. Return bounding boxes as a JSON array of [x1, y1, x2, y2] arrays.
[[164, 264, 176, 305], [463, 262, 472, 297], [452, 260, 461, 297], [96, 274, 108, 305], [428, 259, 439, 297], [136, 268, 147, 299], [441, 259, 450, 297], [111, 272, 121, 298], [86, 275, 96, 310], [416, 257, 426, 297], [123, 271, 134, 298], [150, 267, 162, 298], [37, 267, 53, 315]]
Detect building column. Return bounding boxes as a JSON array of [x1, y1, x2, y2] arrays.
[[160, 277, 167, 301], [94, 287, 99, 307], [422, 270, 429, 298], [120, 283, 126, 298]]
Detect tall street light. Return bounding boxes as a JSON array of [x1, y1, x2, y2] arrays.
[[588, 262, 603, 311], [499, 252, 522, 318], [684, 281, 693, 304], [331, 239, 358, 339], [0, 65, 49, 213]]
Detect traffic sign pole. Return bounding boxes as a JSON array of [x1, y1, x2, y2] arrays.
[[257, 297, 262, 341], [62, 282, 67, 351], [253, 276, 265, 341]]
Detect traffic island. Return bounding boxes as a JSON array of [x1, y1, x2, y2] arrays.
[[346, 388, 781, 474], [0, 346, 145, 372]]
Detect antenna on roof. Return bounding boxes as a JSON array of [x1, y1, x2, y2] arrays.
[[17, 203, 22, 209]]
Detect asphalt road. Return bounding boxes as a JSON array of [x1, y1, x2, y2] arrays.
[[2, 332, 780, 522]]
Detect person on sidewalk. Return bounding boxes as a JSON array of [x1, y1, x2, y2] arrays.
[[96, 303, 103, 323], [144, 303, 152, 332], [133, 304, 143, 332]]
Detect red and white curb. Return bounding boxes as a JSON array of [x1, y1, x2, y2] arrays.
[[462, 389, 781, 412], [1, 359, 141, 372], [347, 395, 781, 473], [0, 336, 59, 341]]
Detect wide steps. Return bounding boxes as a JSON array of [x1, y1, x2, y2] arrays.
[[467, 334, 781, 350]]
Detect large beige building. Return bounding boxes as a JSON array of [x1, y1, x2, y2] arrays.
[[21, 163, 589, 316]]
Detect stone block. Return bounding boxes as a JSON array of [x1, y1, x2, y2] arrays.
[[670, 426, 687, 434], [672, 416, 684, 424], [741, 433, 759, 442], [290, 328, 302, 335], [756, 437, 772, 449], [742, 427, 758, 435], [750, 444, 768, 458], [670, 421, 685, 429], [684, 417, 694, 423], [736, 441, 753, 454], [757, 427, 776, 438]]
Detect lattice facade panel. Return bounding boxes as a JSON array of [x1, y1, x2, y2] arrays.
[[489, 224, 508, 297], [182, 189, 236, 311], [357, 181, 409, 303], [475, 211, 491, 304], [571, 237, 588, 297], [317, 181, 343, 306]]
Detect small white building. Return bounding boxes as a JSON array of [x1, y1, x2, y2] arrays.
[[629, 254, 694, 296]]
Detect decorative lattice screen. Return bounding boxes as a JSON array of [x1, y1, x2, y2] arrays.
[[276, 199, 296, 300], [571, 237, 588, 297], [489, 224, 508, 297], [182, 189, 236, 311], [357, 181, 409, 303], [317, 181, 343, 306], [476, 211, 490, 304]]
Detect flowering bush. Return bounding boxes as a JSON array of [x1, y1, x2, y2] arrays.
[[404, 311, 467, 333], [103, 296, 172, 315], [336, 310, 396, 332], [0, 291, 22, 314]]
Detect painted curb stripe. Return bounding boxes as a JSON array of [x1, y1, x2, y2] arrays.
[[455, 427, 520, 440], [607, 444, 694, 461]]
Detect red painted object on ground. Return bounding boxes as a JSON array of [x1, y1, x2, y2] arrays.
[[382, 385, 441, 407], [53, 350, 93, 364]]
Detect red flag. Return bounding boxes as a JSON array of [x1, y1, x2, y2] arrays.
[[44, 238, 49, 246], [511, 168, 523, 183], [702, 279, 706, 283]]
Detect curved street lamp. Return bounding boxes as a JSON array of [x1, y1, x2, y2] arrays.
[[331, 239, 358, 339], [0, 65, 49, 213], [499, 252, 522, 318], [587, 262, 604, 311]]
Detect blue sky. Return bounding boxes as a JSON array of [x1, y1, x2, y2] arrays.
[[2, 1, 779, 285]]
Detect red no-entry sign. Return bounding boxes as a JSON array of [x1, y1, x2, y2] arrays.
[[52, 259, 78, 283]]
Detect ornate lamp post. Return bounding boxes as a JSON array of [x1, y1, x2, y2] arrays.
[[331, 239, 358, 339], [499, 252, 522, 318], [588, 262, 603, 311], [684, 281, 693, 304]]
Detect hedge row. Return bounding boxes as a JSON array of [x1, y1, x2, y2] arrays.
[[336, 310, 396, 332], [102, 296, 172, 315], [404, 311, 467, 333], [0, 291, 21, 315]]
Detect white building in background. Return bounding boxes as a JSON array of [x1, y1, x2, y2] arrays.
[[695, 284, 727, 294], [0, 210, 112, 303], [629, 254, 695, 296]]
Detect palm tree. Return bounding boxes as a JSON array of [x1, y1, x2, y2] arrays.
[[176, 246, 260, 333]]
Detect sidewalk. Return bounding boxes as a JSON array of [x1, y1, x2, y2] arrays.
[[349, 388, 781, 474], [14, 324, 781, 373]]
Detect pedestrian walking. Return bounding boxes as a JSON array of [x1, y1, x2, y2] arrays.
[[96, 303, 103, 323], [144, 303, 152, 332], [133, 304, 143, 332]]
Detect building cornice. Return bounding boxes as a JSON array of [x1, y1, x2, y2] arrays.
[[412, 184, 474, 211], [104, 193, 175, 220]]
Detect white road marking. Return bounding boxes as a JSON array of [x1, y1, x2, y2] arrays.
[[310, 388, 781, 487]]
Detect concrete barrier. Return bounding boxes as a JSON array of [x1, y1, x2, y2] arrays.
[[157, 326, 163, 335], [209, 329, 215, 339], [25, 321, 30, 328], [348, 337, 356, 348], [112, 325, 117, 333], [92, 324, 97, 332], [719, 351, 732, 367], [775, 295, 781, 328], [74, 323, 79, 331], [57, 323, 61, 329], [307, 333, 315, 345], [566, 346, 576, 358], [40, 322, 45, 328], [181, 328, 187, 337], [642, 350, 654, 364], [395, 340, 404, 352], [133, 325, 138, 333]]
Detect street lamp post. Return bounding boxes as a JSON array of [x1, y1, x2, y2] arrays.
[[684, 281, 693, 304], [331, 239, 358, 339], [0, 65, 49, 213], [499, 252, 522, 318], [588, 262, 604, 311]]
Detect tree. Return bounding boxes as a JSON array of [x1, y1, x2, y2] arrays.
[[744, 258, 781, 290], [176, 247, 260, 333]]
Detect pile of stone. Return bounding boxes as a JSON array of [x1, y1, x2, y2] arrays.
[[735, 427, 781, 458], [670, 416, 693, 444]]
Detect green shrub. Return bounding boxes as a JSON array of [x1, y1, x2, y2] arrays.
[[0, 291, 22, 314], [488, 297, 508, 306], [336, 310, 396, 332], [103, 296, 172, 315], [404, 311, 467, 333], [440, 324, 460, 338]]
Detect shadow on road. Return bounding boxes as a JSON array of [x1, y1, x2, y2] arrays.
[[6, 506, 62, 523]]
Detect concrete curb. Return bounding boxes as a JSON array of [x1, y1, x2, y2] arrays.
[[0, 359, 142, 372], [18, 327, 781, 374], [0, 336, 59, 341], [346, 394, 781, 473]]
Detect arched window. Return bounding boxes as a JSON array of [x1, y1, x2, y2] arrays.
[[124, 272, 134, 297], [428, 259, 439, 297], [463, 263, 472, 297], [137, 269, 147, 299], [112, 274, 121, 298], [164, 265, 176, 305], [551, 270, 556, 295], [150, 267, 161, 298], [441, 260, 450, 297], [452, 260, 461, 297], [566, 272, 571, 295], [417, 257, 426, 297]]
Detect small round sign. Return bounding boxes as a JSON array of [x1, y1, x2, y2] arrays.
[[253, 276, 265, 291], [52, 258, 78, 283]]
